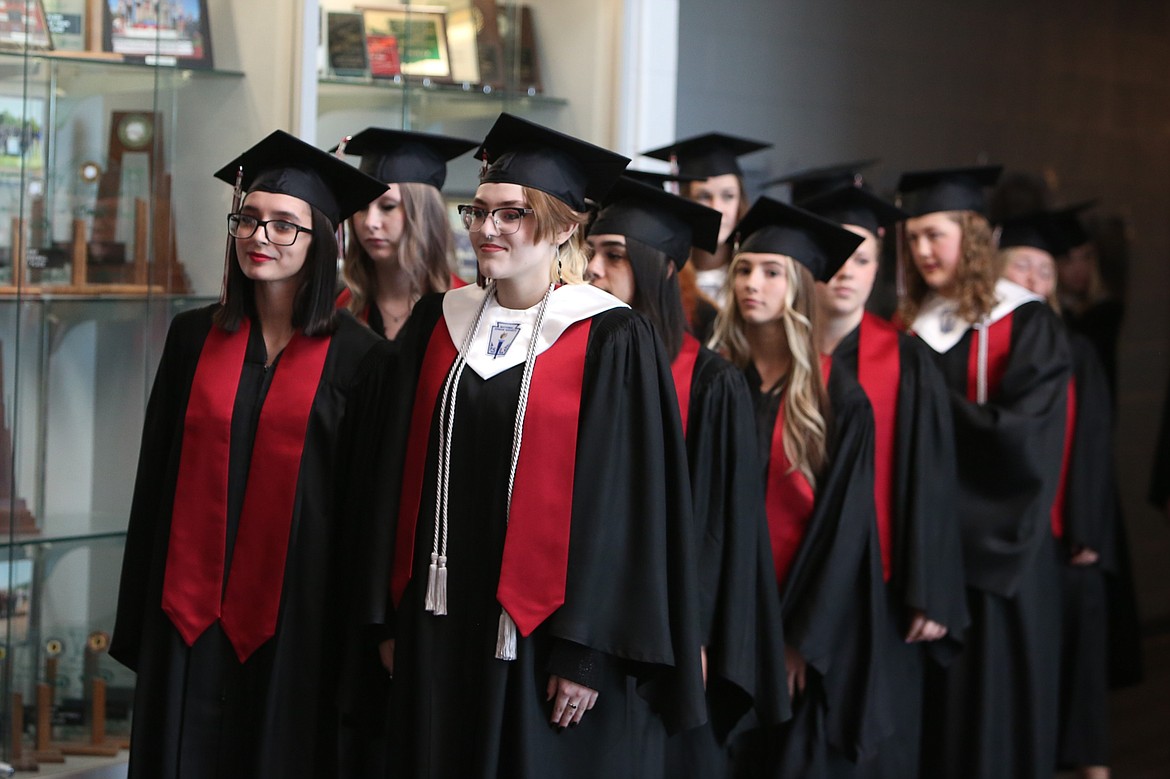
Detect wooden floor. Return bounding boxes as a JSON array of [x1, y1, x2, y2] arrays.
[[1058, 631, 1170, 779]]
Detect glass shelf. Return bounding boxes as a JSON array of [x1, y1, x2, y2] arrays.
[[0, 49, 244, 78]]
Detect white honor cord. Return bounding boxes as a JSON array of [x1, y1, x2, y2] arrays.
[[426, 282, 496, 615], [975, 318, 989, 406]]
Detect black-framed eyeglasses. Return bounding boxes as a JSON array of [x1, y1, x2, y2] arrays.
[[456, 205, 534, 235], [227, 213, 314, 246]]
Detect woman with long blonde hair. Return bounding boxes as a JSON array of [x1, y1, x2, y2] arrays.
[[335, 128, 477, 339], [371, 114, 705, 777], [897, 167, 1072, 779], [712, 197, 888, 778]]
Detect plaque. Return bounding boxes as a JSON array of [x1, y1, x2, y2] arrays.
[[325, 11, 369, 78], [361, 5, 451, 80], [104, 0, 213, 68]]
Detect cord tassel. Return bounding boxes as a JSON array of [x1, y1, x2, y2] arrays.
[[495, 609, 517, 661], [434, 556, 448, 616], [424, 553, 439, 612]]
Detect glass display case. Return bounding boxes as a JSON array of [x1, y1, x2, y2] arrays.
[[315, 0, 576, 196], [0, 8, 237, 768]]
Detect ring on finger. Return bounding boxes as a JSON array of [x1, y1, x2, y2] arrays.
[[567, 702, 578, 709]]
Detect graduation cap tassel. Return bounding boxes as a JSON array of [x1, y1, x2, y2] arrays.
[[219, 165, 243, 305], [495, 610, 517, 661]]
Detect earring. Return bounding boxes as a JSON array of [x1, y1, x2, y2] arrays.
[[555, 243, 564, 284]]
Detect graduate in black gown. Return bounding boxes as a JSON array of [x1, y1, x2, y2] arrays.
[[896, 168, 1072, 779], [804, 182, 969, 779], [334, 129, 476, 339], [584, 177, 790, 777], [376, 114, 706, 778], [110, 130, 394, 778], [710, 197, 891, 778], [999, 214, 1128, 779]]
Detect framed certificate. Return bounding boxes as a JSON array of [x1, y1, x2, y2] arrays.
[[325, 11, 369, 78], [360, 5, 450, 80], [104, 0, 213, 68]]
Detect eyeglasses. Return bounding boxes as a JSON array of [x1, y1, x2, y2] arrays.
[[456, 205, 534, 235], [227, 213, 314, 246]]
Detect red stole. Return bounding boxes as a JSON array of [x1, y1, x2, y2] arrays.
[[1050, 377, 1077, 539], [763, 355, 832, 589], [162, 319, 331, 662], [391, 316, 592, 637], [965, 314, 1013, 403], [857, 313, 901, 582], [671, 333, 701, 435]]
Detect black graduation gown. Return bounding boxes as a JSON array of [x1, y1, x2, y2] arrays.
[[383, 293, 706, 779], [110, 306, 395, 779], [1055, 333, 1140, 768], [733, 363, 890, 779], [664, 346, 790, 779], [916, 300, 1071, 779], [830, 318, 969, 779]]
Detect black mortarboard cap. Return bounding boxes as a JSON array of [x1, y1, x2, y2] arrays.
[[589, 176, 722, 266], [800, 185, 908, 237], [213, 130, 387, 226], [641, 132, 772, 179], [896, 165, 1003, 217], [1049, 200, 1096, 254], [997, 211, 1064, 256], [763, 159, 879, 204], [475, 113, 629, 212], [622, 169, 703, 190], [732, 197, 864, 282], [337, 128, 478, 189]]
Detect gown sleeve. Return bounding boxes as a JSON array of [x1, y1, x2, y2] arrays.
[[781, 369, 893, 761], [893, 335, 970, 663], [110, 307, 213, 671], [1063, 334, 1116, 562], [686, 352, 789, 737], [546, 308, 708, 735], [947, 301, 1072, 597]]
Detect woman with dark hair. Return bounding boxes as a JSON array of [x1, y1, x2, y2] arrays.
[[642, 133, 771, 315], [585, 177, 789, 777], [335, 128, 477, 339], [110, 130, 393, 778], [374, 114, 705, 777], [804, 182, 969, 779], [712, 197, 889, 778], [897, 167, 1072, 779]]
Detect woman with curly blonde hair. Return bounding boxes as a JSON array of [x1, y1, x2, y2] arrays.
[[712, 197, 888, 778], [898, 166, 1072, 779], [335, 128, 478, 339]]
